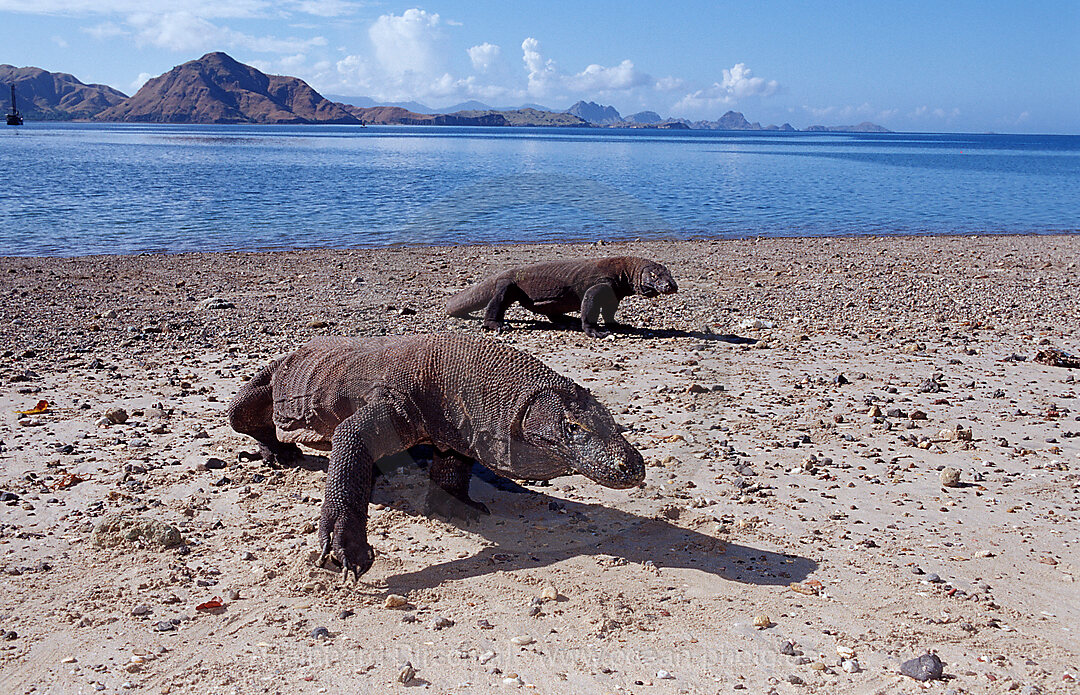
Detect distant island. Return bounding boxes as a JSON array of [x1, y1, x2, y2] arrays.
[[1, 52, 891, 133]]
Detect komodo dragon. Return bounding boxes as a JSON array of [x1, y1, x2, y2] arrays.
[[446, 256, 678, 338], [227, 334, 645, 580]]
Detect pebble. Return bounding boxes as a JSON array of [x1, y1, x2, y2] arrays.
[[479, 650, 496, 664], [656, 669, 674, 679], [431, 616, 454, 630], [384, 594, 409, 609], [226, 589, 240, 601], [510, 635, 534, 646], [753, 614, 771, 628], [899, 653, 944, 681], [842, 659, 860, 673], [940, 467, 962, 487], [310, 627, 330, 640], [540, 584, 559, 602], [397, 661, 416, 685], [92, 514, 184, 549], [105, 407, 129, 424], [131, 605, 151, 616], [153, 621, 175, 632]]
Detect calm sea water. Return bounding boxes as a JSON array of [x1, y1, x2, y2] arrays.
[[1, 122, 1078, 256]]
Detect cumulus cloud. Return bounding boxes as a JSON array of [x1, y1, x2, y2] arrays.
[[369, 8, 442, 77], [467, 42, 500, 72], [803, 102, 898, 124], [521, 37, 558, 96], [81, 21, 128, 39], [672, 62, 779, 113], [566, 59, 651, 92]]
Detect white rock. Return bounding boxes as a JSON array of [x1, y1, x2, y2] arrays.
[[509, 635, 534, 646]]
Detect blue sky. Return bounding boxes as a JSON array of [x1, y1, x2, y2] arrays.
[[1, 1, 1077, 133]]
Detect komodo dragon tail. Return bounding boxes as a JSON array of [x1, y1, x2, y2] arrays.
[[446, 276, 499, 317]]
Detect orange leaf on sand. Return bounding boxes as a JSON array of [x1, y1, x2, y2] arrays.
[[16, 400, 48, 415], [50, 473, 90, 490], [196, 598, 225, 612]]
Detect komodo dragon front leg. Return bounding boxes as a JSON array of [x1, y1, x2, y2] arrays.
[[318, 389, 419, 581], [426, 450, 490, 520], [580, 283, 620, 339]]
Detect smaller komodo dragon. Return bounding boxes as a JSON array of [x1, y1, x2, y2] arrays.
[[227, 334, 645, 580], [446, 256, 678, 338]]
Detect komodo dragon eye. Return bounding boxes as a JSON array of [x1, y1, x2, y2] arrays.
[[565, 421, 583, 436]]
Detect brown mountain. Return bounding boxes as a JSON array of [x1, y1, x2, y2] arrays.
[[0, 65, 127, 120], [96, 52, 359, 124]]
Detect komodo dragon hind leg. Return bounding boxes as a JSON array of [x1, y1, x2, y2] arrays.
[[482, 279, 530, 333], [227, 360, 302, 466], [426, 450, 490, 520]]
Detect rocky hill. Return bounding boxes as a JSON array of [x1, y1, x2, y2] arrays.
[[625, 110, 662, 124], [95, 52, 359, 124], [566, 100, 623, 125], [0, 65, 127, 120], [451, 108, 587, 127]]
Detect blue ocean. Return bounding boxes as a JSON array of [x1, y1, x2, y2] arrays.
[[1, 123, 1077, 256]]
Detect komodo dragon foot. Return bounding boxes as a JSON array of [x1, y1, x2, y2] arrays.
[[425, 486, 490, 521], [317, 504, 375, 582], [258, 442, 304, 468]]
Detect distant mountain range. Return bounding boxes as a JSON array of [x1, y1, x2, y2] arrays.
[[1, 52, 891, 132]]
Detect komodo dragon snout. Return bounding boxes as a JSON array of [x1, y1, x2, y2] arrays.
[[515, 388, 645, 489], [636, 261, 679, 298]]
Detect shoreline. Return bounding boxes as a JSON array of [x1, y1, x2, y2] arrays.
[[1, 234, 1078, 694], [4, 229, 1079, 262]]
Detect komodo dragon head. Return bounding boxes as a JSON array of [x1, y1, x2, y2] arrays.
[[510, 386, 645, 489], [635, 261, 679, 298]]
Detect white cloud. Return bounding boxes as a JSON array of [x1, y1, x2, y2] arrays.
[[670, 63, 780, 115], [566, 59, 651, 92], [467, 42, 500, 72], [126, 11, 326, 53], [130, 71, 152, 92], [369, 8, 442, 77], [51, 35, 69, 48], [81, 21, 127, 39], [720, 63, 778, 98], [522, 37, 558, 96]]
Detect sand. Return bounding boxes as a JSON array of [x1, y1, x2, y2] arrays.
[[0, 234, 1078, 694]]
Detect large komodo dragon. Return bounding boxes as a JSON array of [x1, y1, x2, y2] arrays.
[[446, 256, 678, 338], [227, 334, 645, 580]]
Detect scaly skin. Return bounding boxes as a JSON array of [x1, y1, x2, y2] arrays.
[[445, 256, 678, 338], [227, 334, 645, 581]]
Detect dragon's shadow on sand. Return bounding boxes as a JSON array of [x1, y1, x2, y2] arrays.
[[495, 316, 758, 344], [285, 449, 816, 591]]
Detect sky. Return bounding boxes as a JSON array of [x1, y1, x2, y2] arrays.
[[1, 1, 1077, 133]]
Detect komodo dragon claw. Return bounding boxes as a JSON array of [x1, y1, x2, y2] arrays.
[[317, 504, 375, 580]]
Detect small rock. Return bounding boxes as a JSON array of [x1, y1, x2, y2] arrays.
[[92, 514, 183, 549], [900, 653, 944, 681], [105, 407, 129, 424], [510, 635, 534, 646], [226, 589, 240, 601], [310, 627, 330, 640], [753, 614, 771, 629], [131, 605, 151, 616], [787, 675, 804, 685], [384, 594, 409, 609], [842, 659, 859, 673], [431, 616, 454, 630], [397, 661, 416, 684], [540, 584, 558, 602], [205, 458, 227, 470], [940, 467, 961, 487], [479, 650, 496, 664], [656, 670, 674, 679], [153, 621, 175, 632]]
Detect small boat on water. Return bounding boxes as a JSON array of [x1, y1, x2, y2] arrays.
[[7, 85, 23, 126]]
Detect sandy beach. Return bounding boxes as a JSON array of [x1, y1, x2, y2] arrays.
[[0, 234, 1078, 694]]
